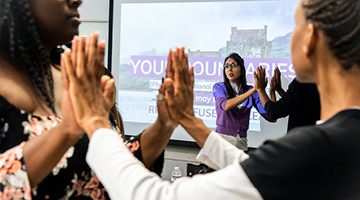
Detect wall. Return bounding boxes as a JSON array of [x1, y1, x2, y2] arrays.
[[161, 145, 200, 181], [78, 0, 110, 66]]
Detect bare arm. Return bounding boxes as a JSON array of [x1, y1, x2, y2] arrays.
[[23, 122, 82, 188], [224, 88, 256, 111], [140, 54, 178, 168], [23, 36, 90, 187]]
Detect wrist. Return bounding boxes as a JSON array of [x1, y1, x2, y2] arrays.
[[56, 122, 84, 144], [251, 87, 258, 94], [155, 118, 177, 132], [81, 116, 112, 139], [257, 87, 266, 93]]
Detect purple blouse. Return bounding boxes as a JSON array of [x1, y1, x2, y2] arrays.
[[213, 82, 272, 138]]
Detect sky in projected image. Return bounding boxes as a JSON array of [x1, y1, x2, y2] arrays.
[[119, 0, 296, 60]]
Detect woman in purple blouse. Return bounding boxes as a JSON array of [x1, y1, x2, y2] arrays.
[[213, 53, 273, 151]]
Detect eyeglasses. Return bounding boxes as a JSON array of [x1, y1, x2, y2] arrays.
[[224, 63, 239, 69]]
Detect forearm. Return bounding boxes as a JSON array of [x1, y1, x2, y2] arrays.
[[224, 88, 256, 111], [257, 89, 271, 108], [23, 122, 82, 188], [270, 89, 276, 102], [140, 119, 175, 168], [277, 88, 286, 96]]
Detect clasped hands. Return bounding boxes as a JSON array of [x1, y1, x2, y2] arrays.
[[61, 32, 195, 138]]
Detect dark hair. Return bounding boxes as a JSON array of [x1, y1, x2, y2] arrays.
[[302, 0, 360, 69], [0, 0, 56, 114], [223, 53, 249, 99], [103, 67, 125, 138]]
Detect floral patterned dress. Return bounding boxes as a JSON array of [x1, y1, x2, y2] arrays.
[[0, 95, 164, 199]]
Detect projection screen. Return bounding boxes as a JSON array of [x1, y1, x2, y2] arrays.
[[110, 0, 297, 147]]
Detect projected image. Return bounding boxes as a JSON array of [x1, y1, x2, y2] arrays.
[[117, 0, 297, 131]]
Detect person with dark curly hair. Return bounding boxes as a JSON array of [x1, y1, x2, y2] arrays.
[[0, 0, 175, 199], [213, 53, 273, 151], [64, 0, 360, 199]]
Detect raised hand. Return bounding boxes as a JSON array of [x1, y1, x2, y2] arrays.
[[156, 79, 178, 130], [62, 33, 113, 137], [60, 44, 84, 137], [273, 67, 282, 91], [164, 47, 195, 122], [163, 47, 210, 148], [270, 76, 276, 92], [254, 65, 268, 91]]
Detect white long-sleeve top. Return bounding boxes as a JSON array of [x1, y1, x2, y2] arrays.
[[86, 129, 263, 200]]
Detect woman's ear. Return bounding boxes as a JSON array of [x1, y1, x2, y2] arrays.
[[303, 23, 318, 57]]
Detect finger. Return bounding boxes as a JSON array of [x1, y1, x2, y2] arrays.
[[171, 49, 182, 91], [164, 78, 176, 109], [103, 79, 115, 109], [101, 75, 111, 90], [76, 36, 87, 77], [190, 66, 195, 89], [85, 33, 92, 62], [178, 47, 190, 85], [71, 36, 79, 68], [166, 50, 174, 79], [63, 49, 77, 83], [178, 46, 184, 64], [262, 67, 266, 78], [260, 66, 266, 79], [275, 67, 280, 81], [181, 47, 191, 85], [158, 82, 165, 97], [256, 66, 261, 77], [96, 40, 106, 80], [276, 67, 281, 77], [254, 71, 259, 80], [101, 75, 113, 107], [87, 32, 99, 77]]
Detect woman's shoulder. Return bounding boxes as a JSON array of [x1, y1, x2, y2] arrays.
[[213, 82, 225, 90]]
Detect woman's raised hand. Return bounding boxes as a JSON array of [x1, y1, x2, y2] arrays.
[[254, 65, 268, 91], [164, 47, 211, 148], [61, 32, 114, 137], [154, 51, 180, 129], [164, 47, 195, 123], [273, 67, 282, 91]]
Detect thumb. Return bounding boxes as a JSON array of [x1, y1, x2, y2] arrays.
[[164, 78, 175, 107], [190, 66, 195, 89], [103, 78, 115, 109]]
